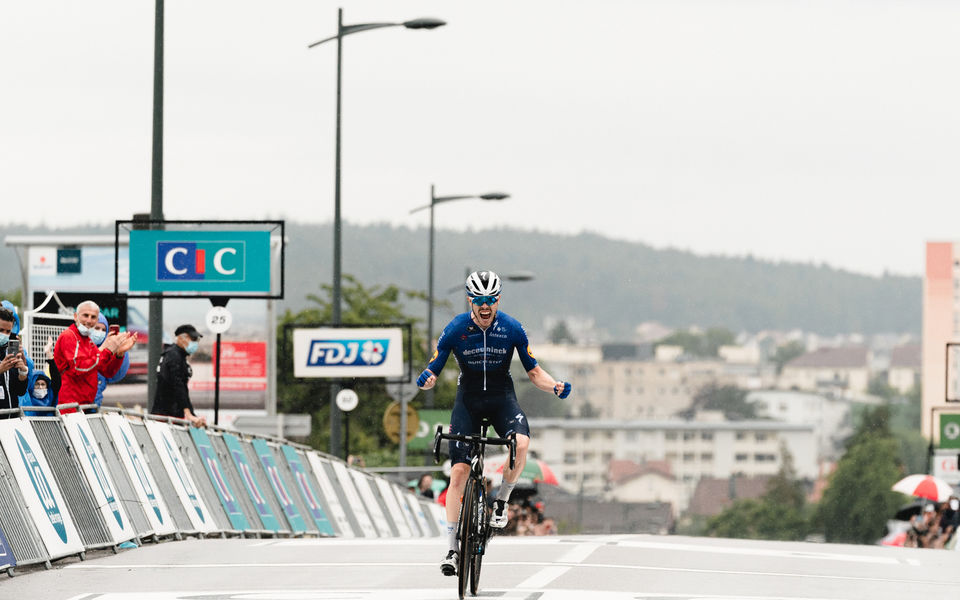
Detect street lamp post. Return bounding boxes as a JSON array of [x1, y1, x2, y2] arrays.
[[309, 9, 445, 456], [410, 185, 509, 407]]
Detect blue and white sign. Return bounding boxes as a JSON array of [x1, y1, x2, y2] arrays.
[[223, 433, 283, 533], [293, 327, 404, 378], [128, 230, 271, 293], [62, 413, 134, 544], [252, 438, 307, 533], [190, 428, 250, 532], [144, 420, 217, 534], [0, 420, 84, 558], [280, 446, 334, 536], [102, 413, 176, 536], [0, 525, 14, 571]]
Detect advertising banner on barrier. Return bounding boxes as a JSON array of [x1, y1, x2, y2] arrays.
[[350, 470, 395, 537], [373, 478, 413, 537], [61, 413, 136, 544], [0, 526, 14, 571], [390, 485, 426, 537], [251, 439, 307, 533], [409, 494, 436, 536], [189, 428, 250, 532], [330, 460, 379, 538], [144, 421, 217, 534], [304, 453, 356, 537], [293, 327, 404, 379], [103, 413, 176, 536], [279, 446, 334, 536], [222, 433, 283, 532], [0, 420, 84, 559]]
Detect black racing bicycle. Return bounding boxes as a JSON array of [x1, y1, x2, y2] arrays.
[[434, 420, 516, 599]]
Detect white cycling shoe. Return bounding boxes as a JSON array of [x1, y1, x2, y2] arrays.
[[441, 550, 458, 576], [489, 500, 509, 528]]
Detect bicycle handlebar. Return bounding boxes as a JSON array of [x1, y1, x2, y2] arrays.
[[433, 425, 516, 471]]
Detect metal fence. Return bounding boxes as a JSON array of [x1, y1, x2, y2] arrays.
[[0, 406, 441, 574]]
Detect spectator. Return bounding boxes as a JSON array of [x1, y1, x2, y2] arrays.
[[21, 370, 55, 417], [0, 307, 28, 418], [150, 324, 206, 427], [418, 474, 435, 499], [907, 504, 938, 548], [54, 300, 136, 413], [347, 454, 366, 468], [933, 496, 960, 549], [91, 313, 130, 411], [1, 301, 37, 408]]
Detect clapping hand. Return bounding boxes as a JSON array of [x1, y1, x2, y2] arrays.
[[104, 331, 138, 357]]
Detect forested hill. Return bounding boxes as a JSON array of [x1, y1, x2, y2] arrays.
[[0, 223, 920, 336]]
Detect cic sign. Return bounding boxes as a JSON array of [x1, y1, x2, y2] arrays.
[[293, 327, 404, 379], [128, 231, 271, 293]]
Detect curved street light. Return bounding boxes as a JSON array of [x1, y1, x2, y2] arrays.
[[410, 185, 511, 407], [309, 9, 445, 457]]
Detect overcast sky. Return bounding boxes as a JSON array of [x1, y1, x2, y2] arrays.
[[3, 1, 959, 277]]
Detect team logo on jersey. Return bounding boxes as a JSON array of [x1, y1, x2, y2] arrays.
[[526, 345, 536, 360]]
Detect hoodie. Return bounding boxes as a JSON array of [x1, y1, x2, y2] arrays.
[[21, 370, 54, 417]]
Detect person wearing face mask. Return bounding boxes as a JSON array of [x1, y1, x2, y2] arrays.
[[1, 300, 38, 408], [21, 370, 55, 417], [0, 307, 29, 418], [150, 324, 206, 427], [53, 300, 138, 414]]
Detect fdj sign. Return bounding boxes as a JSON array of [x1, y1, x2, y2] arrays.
[[308, 339, 389, 367], [294, 327, 404, 379], [129, 231, 271, 293]]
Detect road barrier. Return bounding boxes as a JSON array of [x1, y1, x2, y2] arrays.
[[0, 406, 442, 576]]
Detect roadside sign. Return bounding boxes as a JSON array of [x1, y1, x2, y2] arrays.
[[382, 401, 418, 444], [205, 306, 232, 335], [336, 389, 359, 412]]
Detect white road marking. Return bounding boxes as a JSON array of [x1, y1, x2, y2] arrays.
[[516, 565, 571, 589], [615, 540, 908, 565], [516, 541, 602, 589], [59, 592, 851, 600], [63, 559, 954, 588]]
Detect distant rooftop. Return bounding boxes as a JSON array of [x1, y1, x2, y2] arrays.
[[785, 346, 869, 369], [889, 344, 921, 369]]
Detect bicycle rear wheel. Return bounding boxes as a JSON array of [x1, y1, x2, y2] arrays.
[[457, 478, 478, 600]]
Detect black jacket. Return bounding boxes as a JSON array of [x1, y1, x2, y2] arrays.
[[0, 334, 28, 418], [150, 344, 194, 418]]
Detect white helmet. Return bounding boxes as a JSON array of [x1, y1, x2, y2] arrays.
[[465, 270, 502, 297]]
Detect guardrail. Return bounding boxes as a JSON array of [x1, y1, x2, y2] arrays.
[[0, 405, 445, 577]]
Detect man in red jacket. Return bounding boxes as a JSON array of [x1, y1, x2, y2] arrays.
[[54, 300, 137, 413]]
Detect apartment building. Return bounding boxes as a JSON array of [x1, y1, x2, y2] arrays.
[[530, 417, 816, 497], [778, 346, 871, 395], [747, 389, 851, 460]]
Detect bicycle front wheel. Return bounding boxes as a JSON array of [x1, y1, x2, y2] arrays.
[[469, 486, 488, 596], [457, 478, 478, 600]]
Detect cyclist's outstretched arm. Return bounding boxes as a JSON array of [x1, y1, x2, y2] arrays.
[[526, 365, 572, 398]]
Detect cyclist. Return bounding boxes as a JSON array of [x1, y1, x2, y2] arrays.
[[417, 270, 572, 576]]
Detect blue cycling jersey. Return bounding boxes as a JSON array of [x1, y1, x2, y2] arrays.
[[426, 311, 538, 392]]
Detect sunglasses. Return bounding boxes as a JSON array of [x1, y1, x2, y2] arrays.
[[470, 295, 499, 306]]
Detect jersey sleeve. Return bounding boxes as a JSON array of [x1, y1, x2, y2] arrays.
[[514, 323, 538, 371], [425, 325, 454, 376]]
